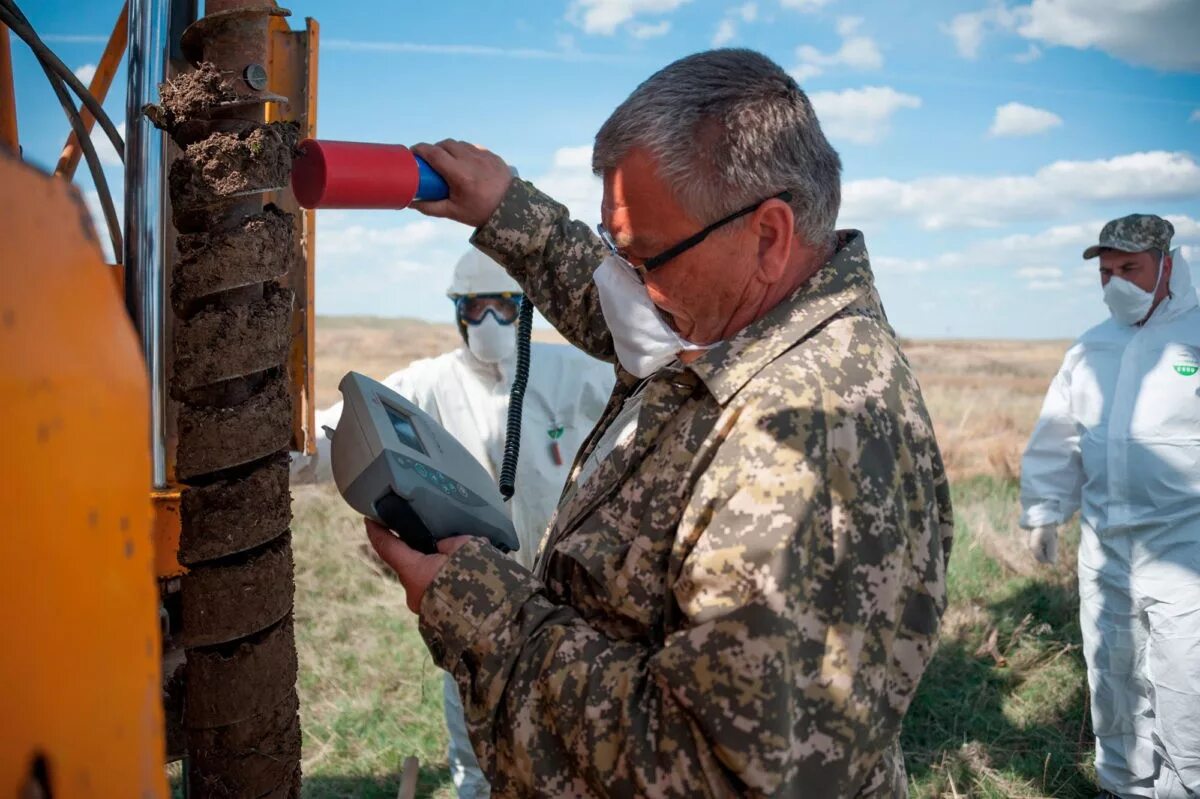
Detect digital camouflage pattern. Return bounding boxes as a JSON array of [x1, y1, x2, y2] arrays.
[[1083, 213, 1175, 259], [418, 178, 955, 798]]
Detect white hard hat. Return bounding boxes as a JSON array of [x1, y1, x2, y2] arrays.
[[446, 248, 523, 297]]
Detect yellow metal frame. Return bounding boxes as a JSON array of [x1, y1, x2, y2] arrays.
[[56, 2, 129, 179], [0, 150, 167, 799], [265, 13, 319, 456], [0, 22, 18, 152]]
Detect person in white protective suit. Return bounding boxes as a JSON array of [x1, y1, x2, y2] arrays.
[[291, 249, 614, 799], [1020, 214, 1200, 799]]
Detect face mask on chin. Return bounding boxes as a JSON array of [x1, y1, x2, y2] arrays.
[[592, 253, 711, 378], [1104, 252, 1164, 326], [466, 315, 516, 364]]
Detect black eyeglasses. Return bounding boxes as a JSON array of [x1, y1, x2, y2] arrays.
[[596, 190, 792, 280]]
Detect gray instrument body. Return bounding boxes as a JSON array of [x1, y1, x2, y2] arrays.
[[329, 371, 519, 554]]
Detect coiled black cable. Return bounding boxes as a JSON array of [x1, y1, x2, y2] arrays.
[[0, 0, 123, 258], [0, 0, 126, 160], [499, 296, 534, 501]]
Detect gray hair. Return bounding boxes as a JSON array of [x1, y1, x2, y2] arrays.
[[592, 49, 842, 247]]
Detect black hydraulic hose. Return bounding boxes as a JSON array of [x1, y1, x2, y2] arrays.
[[39, 60, 123, 259], [0, 0, 125, 161], [499, 297, 534, 501]]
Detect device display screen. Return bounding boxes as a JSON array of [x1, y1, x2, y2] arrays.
[[384, 405, 425, 454]]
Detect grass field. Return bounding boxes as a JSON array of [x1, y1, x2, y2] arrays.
[[290, 317, 1092, 798]]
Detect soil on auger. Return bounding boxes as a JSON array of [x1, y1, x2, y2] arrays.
[[150, 54, 303, 798]]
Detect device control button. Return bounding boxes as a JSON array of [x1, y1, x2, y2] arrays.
[[414, 463, 429, 478]]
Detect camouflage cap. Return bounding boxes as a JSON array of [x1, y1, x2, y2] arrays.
[[1083, 214, 1174, 259]]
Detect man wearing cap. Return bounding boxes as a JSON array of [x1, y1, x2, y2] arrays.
[[1021, 214, 1200, 798]]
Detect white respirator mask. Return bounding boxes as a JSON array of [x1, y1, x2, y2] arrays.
[[592, 254, 711, 378], [1104, 252, 1164, 326], [466, 315, 516, 364]]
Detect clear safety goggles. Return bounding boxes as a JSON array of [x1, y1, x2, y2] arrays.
[[454, 294, 522, 326]]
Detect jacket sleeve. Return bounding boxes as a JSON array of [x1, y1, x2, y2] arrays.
[[470, 178, 615, 362], [1020, 350, 1084, 528], [418, 388, 944, 797]]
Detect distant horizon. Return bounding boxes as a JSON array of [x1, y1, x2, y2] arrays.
[[13, 0, 1199, 339], [310, 312, 1076, 344]]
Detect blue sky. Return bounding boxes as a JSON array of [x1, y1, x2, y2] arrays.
[[12, 0, 1200, 338]]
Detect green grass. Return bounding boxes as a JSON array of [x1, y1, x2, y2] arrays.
[[292, 483, 455, 798], [284, 477, 1095, 798], [904, 476, 1096, 799]]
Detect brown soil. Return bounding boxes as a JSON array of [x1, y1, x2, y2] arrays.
[[179, 453, 291, 565], [186, 615, 298, 729], [169, 122, 298, 212], [176, 371, 292, 480], [172, 207, 294, 309], [161, 54, 302, 795], [172, 283, 293, 392], [180, 534, 295, 648], [187, 688, 301, 798], [163, 659, 187, 760], [145, 62, 238, 132]]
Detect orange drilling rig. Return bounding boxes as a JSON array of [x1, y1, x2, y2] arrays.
[[1, 0, 318, 795]]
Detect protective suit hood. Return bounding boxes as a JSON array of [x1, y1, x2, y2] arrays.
[[1150, 247, 1198, 325]]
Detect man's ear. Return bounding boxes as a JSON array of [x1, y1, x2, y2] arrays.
[[754, 199, 794, 283]]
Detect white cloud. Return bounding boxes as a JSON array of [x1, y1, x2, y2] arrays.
[[81, 189, 125, 262], [864, 215, 1200, 283], [533, 146, 604, 227], [945, 0, 1200, 71], [790, 15, 883, 81], [781, 0, 831, 10], [840, 151, 1200, 231], [712, 3, 759, 47], [92, 121, 126, 167], [1017, 266, 1062, 280], [323, 39, 618, 62], [988, 102, 1063, 137], [1027, 279, 1066, 291], [810, 86, 921, 145], [943, 4, 1022, 59], [713, 19, 737, 46], [74, 63, 97, 84], [630, 20, 671, 38], [1190, 109, 1200, 123], [567, 0, 691, 36], [319, 218, 444, 257], [1016, 0, 1200, 72], [1013, 43, 1041, 63]]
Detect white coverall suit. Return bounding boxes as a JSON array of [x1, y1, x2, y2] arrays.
[[292, 252, 613, 798], [1021, 250, 1200, 798]]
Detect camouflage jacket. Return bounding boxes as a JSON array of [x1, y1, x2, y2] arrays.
[[418, 180, 954, 798]]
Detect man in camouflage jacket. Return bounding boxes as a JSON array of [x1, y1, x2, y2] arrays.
[[368, 49, 954, 798]]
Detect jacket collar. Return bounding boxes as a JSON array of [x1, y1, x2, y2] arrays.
[[687, 230, 876, 405]]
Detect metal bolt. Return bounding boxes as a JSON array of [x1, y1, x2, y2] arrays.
[[243, 63, 268, 91]]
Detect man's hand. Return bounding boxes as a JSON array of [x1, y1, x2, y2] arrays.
[[1028, 524, 1059, 565], [365, 519, 471, 613], [410, 140, 513, 228]]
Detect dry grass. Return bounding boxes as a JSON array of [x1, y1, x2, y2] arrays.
[[901, 339, 1069, 484], [294, 318, 1088, 798], [312, 316, 566, 408]]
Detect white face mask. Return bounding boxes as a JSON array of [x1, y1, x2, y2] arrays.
[[1104, 252, 1163, 326], [466, 316, 516, 364], [592, 254, 711, 378]]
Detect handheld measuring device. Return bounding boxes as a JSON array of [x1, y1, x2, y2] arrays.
[[329, 372, 519, 555]]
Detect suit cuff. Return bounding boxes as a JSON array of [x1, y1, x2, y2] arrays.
[[418, 537, 542, 674]]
